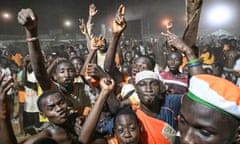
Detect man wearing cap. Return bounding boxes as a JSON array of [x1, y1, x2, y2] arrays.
[[179, 74, 240, 144], [161, 23, 240, 143], [133, 70, 182, 144], [97, 70, 182, 144]]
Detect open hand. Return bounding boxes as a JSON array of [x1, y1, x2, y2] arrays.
[[89, 3, 98, 17]]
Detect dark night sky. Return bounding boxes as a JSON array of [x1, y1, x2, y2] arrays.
[[0, 0, 239, 36]]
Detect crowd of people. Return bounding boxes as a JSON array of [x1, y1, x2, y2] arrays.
[[0, 1, 240, 144]]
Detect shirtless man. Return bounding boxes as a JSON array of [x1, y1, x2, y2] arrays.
[[0, 74, 115, 144]]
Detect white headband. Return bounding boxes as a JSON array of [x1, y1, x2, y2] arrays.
[[135, 70, 160, 83]]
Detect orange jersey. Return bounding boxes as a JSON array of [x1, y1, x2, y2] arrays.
[[136, 109, 176, 144]]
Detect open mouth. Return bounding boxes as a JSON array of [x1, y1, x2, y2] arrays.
[[64, 78, 73, 83], [143, 95, 154, 103], [169, 66, 177, 69], [59, 111, 67, 118]]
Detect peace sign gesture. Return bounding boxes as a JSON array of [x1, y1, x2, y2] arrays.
[[79, 18, 88, 36], [112, 4, 127, 35], [161, 31, 188, 53]]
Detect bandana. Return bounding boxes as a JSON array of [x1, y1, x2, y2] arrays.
[[187, 74, 240, 120], [135, 70, 161, 84]]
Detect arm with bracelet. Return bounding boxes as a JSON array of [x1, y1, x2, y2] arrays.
[[17, 8, 51, 91], [161, 31, 205, 76]]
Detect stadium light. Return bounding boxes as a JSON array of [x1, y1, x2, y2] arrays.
[[1, 12, 12, 21], [206, 3, 234, 27], [64, 20, 72, 28]]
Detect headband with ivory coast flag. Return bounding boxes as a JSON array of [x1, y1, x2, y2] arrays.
[[187, 74, 240, 121]]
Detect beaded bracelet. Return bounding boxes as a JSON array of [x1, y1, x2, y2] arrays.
[[26, 37, 38, 42], [188, 62, 202, 68], [187, 58, 200, 65]]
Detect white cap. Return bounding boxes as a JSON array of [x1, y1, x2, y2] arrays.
[[135, 70, 161, 83]]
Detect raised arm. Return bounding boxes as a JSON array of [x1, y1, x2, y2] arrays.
[[17, 8, 51, 91], [80, 35, 106, 81], [183, 0, 203, 56], [104, 4, 127, 73], [0, 75, 17, 144], [79, 18, 91, 51], [161, 31, 205, 76], [78, 77, 114, 144], [87, 3, 98, 39]]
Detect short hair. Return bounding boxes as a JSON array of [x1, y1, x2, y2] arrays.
[[113, 106, 138, 127], [133, 55, 155, 70], [167, 51, 183, 60], [70, 56, 84, 65], [37, 90, 61, 112], [52, 59, 75, 75]]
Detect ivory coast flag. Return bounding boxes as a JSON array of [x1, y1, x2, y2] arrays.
[[187, 74, 240, 120]]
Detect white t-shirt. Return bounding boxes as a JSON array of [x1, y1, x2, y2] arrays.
[[24, 72, 39, 112]]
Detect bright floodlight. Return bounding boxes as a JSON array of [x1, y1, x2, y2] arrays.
[[207, 4, 233, 26], [64, 20, 72, 27], [2, 12, 11, 20]]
